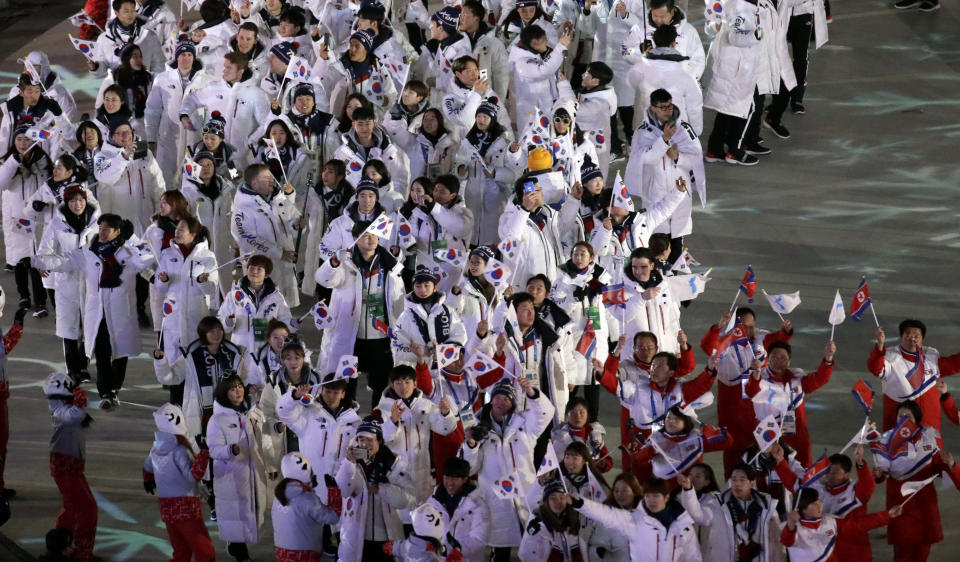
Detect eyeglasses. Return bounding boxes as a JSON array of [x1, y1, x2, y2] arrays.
[[651, 103, 674, 111], [554, 115, 571, 124]]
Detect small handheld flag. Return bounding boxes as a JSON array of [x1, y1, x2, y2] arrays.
[[762, 290, 801, 315], [26, 127, 54, 141], [371, 316, 390, 335], [183, 152, 202, 181], [464, 350, 500, 378], [739, 266, 756, 302], [849, 277, 875, 324], [828, 289, 845, 340], [670, 248, 700, 274], [395, 213, 415, 249], [483, 257, 512, 291], [309, 300, 334, 330], [436, 343, 461, 370], [575, 321, 597, 359], [611, 171, 634, 212], [537, 440, 561, 477], [434, 248, 467, 269], [497, 237, 522, 263], [283, 55, 313, 82], [69, 10, 102, 30], [492, 472, 523, 499], [714, 319, 749, 355], [753, 415, 781, 454], [799, 454, 831, 488], [333, 355, 359, 381], [68, 34, 97, 61], [265, 136, 290, 185], [601, 283, 627, 307], [851, 379, 874, 416], [666, 271, 711, 303], [363, 213, 394, 240]]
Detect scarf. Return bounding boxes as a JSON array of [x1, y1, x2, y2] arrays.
[[424, 31, 464, 56], [341, 53, 373, 86], [434, 481, 476, 516], [360, 444, 398, 485], [113, 67, 152, 118], [465, 21, 491, 50], [96, 105, 134, 133], [108, 18, 144, 54], [89, 236, 126, 288], [725, 492, 764, 561], [314, 182, 353, 218], [388, 98, 429, 124], [466, 122, 506, 157], [157, 216, 177, 250], [63, 205, 94, 234], [198, 177, 223, 202], [567, 470, 588, 490]]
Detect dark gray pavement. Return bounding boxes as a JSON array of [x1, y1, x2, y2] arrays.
[[1, 1, 960, 560]]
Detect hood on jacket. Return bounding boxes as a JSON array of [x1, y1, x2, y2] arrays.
[[151, 430, 183, 455]]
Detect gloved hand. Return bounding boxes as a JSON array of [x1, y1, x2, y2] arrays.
[[446, 531, 462, 551], [119, 219, 135, 241], [144, 480, 157, 495], [445, 549, 463, 562], [382, 541, 395, 555], [326, 476, 342, 516], [31, 200, 47, 212], [469, 423, 491, 443]]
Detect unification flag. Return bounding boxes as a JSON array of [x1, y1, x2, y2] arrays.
[[828, 290, 845, 325], [666, 272, 711, 302], [763, 290, 801, 315]]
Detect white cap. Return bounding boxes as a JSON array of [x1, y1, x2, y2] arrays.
[[153, 403, 189, 436]]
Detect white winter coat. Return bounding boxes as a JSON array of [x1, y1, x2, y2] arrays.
[[441, 82, 511, 140], [550, 263, 615, 386], [335, 452, 418, 562], [179, 74, 272, 167], [628, 50, 704, 135], [680, 488, 785, 562], [377, 388, 459, 501], [622, 273, 681, 355], [92, 142, 165, 236], [623, 8, 706, 79], [92, 21, 166, 74], [313, 248, 406, 373], [577, 492, 702, 561], [276, 387, 362, 482], [595, 185, 685, 279], [35, 205, 100, 339], [217, 277, 294, 354], [459, 391, 556, 547], [508, 43, 568, 124], [454, 132, 522, 246], [392, 293, 469, 367], [425, 484, 491, 562], [154, 339, 261, 440], [701, 0, 764, 118], [755, 0, 798, 96], [498, 196, 581, 291], [0, 155, 48, 264], [206, 400, 269, 544], [143, 66, 213, 187], [181, 177, 237, 295], [154, 241, 220, 357], [333, 129, 410, 192], [230, 185, 301, 306], [32, 236, 154, 358]]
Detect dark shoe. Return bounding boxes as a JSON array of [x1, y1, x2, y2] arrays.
[[744, 144, 772, 156], [17, 299, 30, 311], [919, 0, 940, 10], [99, 398, 115, 411], [32, 306, 48, 319], [210, 508, 217, 521], [704, 151, 726, 163], [0, 489, 16, 499], [3, 264, 13, 273], [725, 151, 760, 166], [110, 397, 120, 409], [894, 0, 921, 7], [763, 116, 791, 139], [791, 103, 806, 115], [79, 371, 92, 383]]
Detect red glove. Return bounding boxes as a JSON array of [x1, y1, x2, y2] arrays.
[[190, 450, 211, 481], [72, 387, 88, 409], [327, 486, 343, 516], [445, 549, 464, 562], [382, 541, 394, 555], [425, 543, 436, 552]]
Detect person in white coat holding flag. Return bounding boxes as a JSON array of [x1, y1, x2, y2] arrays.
[[459, 377, 555, 560], [144, 39, 212, 188], [314, 221, 405, 406], [217, 254, 294, 356], [625, 88, 704, 264], [181, 151, 237, 297], [620, 247, 682, 356], [423, 457, 491, 562], [230, 163, 300, 306]]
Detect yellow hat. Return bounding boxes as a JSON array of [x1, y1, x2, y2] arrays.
[[527, 147, 553, 172]]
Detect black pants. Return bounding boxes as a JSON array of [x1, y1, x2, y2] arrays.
[[491, 547, 513, 562], [168, 382, 185, 406], [570, 384, 601, 423], [744, 88, 765, 147], [765, 80, 793, 125], [362, 540, 394, 561], [14, 257, 45, 306], [135, 275, 148, 313], [352, 338, 393, 408], [63, 339, 89, 374], [611, 106, 635, 152], [707, 111, 749, 155], [94, 318, 128, 399], [226, 542, 249, 561], [788, 14, 813, 104]]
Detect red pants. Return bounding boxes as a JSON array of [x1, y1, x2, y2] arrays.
[[166, 517, 215, 562], [275, 547, 322, 562], [50, 453, 98, 562], [0, 382, 9, 491], [894, 544, 930, 561]]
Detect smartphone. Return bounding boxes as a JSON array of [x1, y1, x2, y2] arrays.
[[351, 446, 370, 461], [479, 68, 488, 81]]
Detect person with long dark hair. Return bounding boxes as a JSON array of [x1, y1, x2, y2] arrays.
[[94, 84, 135, 140], [181, 150, 238, 296], [590, 472, 643, 561], [1, 122, 53, 316], [96, 43, 152, 136], [143, 190, 191, 332], [35, 185, 100, 378]]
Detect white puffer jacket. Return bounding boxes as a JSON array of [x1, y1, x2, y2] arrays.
[[154, 240, 220, 357], [701, 0, 764, 118], [425, 484, 491, 562], [93, 142, 165, 236]]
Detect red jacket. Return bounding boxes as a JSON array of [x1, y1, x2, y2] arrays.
[[879, 451, 960, 546], [744, 360, 834, 466]]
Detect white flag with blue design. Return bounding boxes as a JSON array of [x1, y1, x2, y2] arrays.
[[763, 290, 801, 315]]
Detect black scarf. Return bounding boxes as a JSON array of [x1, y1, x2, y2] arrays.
[[240, 276, 278, 308], [89, 236, 126, 288], [725, 490, 765, 560], [157, 215, 177, 250], [425, 31, 464, 56], [341, 53, 373, 86], [388, 98, 429, 124], [63, 204, 95, 235], [97, 104, 134, 133], [360, 445, 397, 485], [196, 176, 223, 202], [107, 18, 145, 55], [534, 299, 572, 331], [465, 22, 491, 50], [410, 295, 453, 344], [627, 267, 663, 290], [314, 181, 353, 218], [190, 342, 238, 393], [562, 261, 606, 300], [433, 481, 477, 517], [466, 121, 506, 157], [645, 500, 685, 530]]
